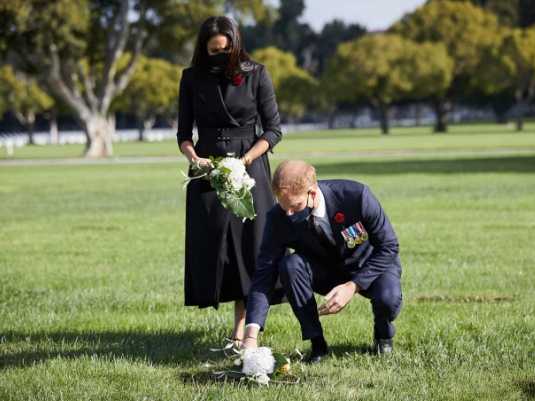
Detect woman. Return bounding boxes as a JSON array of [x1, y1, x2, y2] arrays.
[[177, 16, 282, 347]]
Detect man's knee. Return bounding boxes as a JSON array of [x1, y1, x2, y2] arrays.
[[278, 254, 306, 284], [373, 287, 402, 319]]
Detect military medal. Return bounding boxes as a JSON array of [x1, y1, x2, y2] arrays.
[[341, 228, 357, 248], [340, 221, 368, 248]]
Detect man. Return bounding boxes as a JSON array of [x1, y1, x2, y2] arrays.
[[243, 160, 402, 363]]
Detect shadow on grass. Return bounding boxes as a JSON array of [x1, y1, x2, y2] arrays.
[[329, 343, 375, 358], [0, 329, 221, 370], [516, 378, 535, 400], [315, 155, 535, 176]]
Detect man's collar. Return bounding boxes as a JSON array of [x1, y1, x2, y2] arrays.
[[311, 187, 326, 218]]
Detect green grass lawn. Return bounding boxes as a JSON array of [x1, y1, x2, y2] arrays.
[[1, 126, 535, 400], [2, 122, 535, 160]]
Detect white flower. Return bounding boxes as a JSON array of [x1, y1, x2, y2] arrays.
[[219, 157, 245, 175], [243, 176, 255, 190], [229, 171, 245, 191], [251, 373, 270, 385], [242, 347, 275, 376]]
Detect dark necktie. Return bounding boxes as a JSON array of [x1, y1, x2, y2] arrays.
[[308, 215, 335, 250]]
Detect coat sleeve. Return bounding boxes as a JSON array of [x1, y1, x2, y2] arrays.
[[245, 211, 286, 329], [350, 186, 400, 291], [176, 69, 194, 147], [256, 65, 282, 150]]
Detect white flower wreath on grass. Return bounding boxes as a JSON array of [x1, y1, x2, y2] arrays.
[[210, 342, 298, 386], [183, 155, 256, 221]]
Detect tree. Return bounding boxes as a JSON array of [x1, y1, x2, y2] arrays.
[[315, 20, 366, 75], [243, 0, 317, 70], [324, 34, 453, 134], [460, 0, 535, 27], [252, 46, 318, 120], [113, 56, 182, 141], [392, 1, 500, 132], [492, 28, 535, 130], [0, 65, 54, 144], [0, 0, 268, 157]]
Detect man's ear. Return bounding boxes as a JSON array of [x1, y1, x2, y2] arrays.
[[309, 189, 317, 203]]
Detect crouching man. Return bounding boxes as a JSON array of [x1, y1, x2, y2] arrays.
[[243, 160, 402, 363]]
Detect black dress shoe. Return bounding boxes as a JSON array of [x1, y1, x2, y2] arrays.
[[304, 347, 329, 364], [373, 338, 393, 355], [304, 336, 329, 364]]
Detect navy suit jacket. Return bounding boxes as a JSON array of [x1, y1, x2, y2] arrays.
[[246, 179, 401, 328]]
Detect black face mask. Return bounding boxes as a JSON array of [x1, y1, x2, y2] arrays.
[[208, 52, 230, 67], [287, 191, 312, 225]]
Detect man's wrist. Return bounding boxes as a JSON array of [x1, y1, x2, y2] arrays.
[[347, 280, 360, 293]]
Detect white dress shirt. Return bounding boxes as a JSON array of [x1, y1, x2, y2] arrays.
[[311, 187, 335, 244]]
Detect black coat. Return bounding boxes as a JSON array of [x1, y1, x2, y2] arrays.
[[177, 61, 282, 308]]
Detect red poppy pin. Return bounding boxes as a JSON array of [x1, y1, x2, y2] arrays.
[[334, 212, 345, 224], [232, 74, 245, 86]]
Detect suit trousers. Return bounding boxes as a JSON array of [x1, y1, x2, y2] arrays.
[[278, 253, 402, 341]]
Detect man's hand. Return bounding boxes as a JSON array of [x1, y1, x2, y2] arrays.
[[318, 281, 359, 316]]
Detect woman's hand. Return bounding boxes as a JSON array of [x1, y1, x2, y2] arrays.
[[240, 139, 270, 167], [190, 156, 213, 169], [240, 154, 252, 167], [180, 140, 212, 169]]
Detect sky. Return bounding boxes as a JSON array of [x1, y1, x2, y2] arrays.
[[267, 0, 428, 32]]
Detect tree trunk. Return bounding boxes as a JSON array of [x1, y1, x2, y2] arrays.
[[433, 99, 449, 133], [138, 123, 145, 142], [26, 122, 35, 145], [414, 104, 422, 127], [378, 103, 390, 135], [83, 114, 114, 158], [49, 112, 59, 144], [16, 111, 36, 144], [138, 116, 155, 141], [491, 99, 510, 124], [516, 114, 524, 131], [514, 90, 526, 132], [350, 112, 357, 129], [328, 110, 337, 129]]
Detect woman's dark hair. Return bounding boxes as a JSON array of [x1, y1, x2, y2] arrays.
[[191, 16, 250, 76]]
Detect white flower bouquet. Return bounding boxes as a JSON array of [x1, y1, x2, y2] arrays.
[[210, 345, 296, 386], [184, 155, 256, 221]]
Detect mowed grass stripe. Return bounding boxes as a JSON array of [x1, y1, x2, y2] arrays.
[[1, 129, 534, 400]]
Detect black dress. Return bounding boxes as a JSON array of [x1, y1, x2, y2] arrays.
[[177, 61, 282, 308]]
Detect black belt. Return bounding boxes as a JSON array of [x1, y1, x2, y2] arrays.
[[198, 125, 256, 141]]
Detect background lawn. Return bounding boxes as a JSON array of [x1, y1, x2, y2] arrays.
[[1, 126, 534, 400], [2, 123, 535, 160]]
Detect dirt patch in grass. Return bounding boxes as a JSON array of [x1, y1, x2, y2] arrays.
[[413, 294, 514, 303]]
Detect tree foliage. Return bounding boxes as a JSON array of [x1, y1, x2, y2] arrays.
[[0, 0, 268, 157], [479, 27, 535, 130], [113, 56, 183, 140], [0, 65, 54, 143], [252, 46, 318, 119], [325, 34, 453, 133], [392, 1, 500, 131]]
